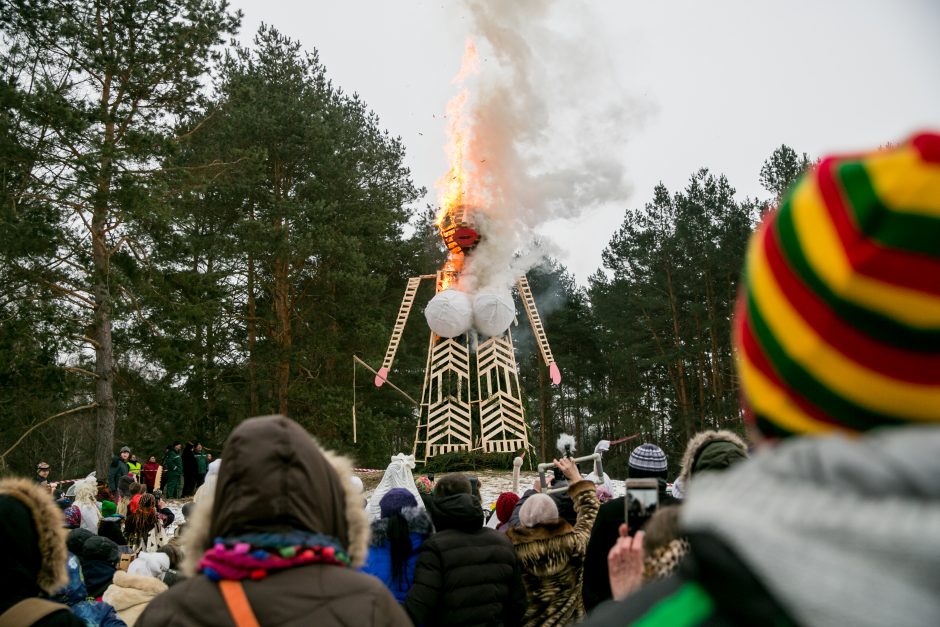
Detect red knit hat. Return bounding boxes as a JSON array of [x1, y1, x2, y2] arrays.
[[495, 491, 520, 524], [735, 131, 940, 438]]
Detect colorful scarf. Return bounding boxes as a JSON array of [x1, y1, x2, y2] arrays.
[[200, 531, 351, 581]]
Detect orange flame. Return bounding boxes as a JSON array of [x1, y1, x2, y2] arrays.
[[435, 39, 480, 291]]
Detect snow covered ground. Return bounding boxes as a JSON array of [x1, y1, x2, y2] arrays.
[[358, 469, 627, 512], [164, 468, 629, 535]]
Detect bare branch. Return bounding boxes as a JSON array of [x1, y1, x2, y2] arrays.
[[65, 366, 99, 378], [0, 403, 98, 465], [71, 335, 101, 348]]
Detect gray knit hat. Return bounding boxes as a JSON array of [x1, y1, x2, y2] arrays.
[[628, 443, 668, 478], [519, 494, 559, 527]]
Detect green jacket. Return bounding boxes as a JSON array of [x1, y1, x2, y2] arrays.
[[164, 450, 183, 475], [194, 451, 208, 474]]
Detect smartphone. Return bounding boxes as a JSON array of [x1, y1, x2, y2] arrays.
[[625, 478, 659, 533]]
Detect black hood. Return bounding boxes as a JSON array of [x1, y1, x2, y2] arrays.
[[82, 535, 119, 564], [66, 528, 94, 558], [429, 493, 483, 532]]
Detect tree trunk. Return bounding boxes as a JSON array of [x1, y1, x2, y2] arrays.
[[274, 254, 291, 415], [93, 66, 116, 479], [272, 161, 291, 416], [247, 211, 259, 416], [92, 200, 115, 479], [666, 268, 693, 441]]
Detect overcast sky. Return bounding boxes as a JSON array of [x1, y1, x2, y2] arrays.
[[228, 0, 940, 284]]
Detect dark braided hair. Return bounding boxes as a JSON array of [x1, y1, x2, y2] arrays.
[[386, 512, 413, 590], [125, 492, 158, 546]]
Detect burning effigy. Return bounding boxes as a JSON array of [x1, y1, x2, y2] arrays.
[[373, 41, 561, 463]]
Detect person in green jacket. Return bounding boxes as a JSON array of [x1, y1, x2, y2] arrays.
[[194, 443, 209, 488], [163, 442, 183, 499]]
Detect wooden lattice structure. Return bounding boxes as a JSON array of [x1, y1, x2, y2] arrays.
[[375, 271, 561, 463]]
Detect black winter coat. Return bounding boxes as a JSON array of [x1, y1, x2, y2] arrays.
[[405, 493, 527, 627], [107, 455, 129, 493], [581, 532, 796, 627], [583, 478, 677, 611]]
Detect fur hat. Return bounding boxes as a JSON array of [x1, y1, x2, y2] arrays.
[[379, 488, 418, 519], [120, 446, 131, 454], [628, 443, 668, 478], [519, 494, 559, 527], [495, 492, 520, 524], [735, 132, 940, 438]]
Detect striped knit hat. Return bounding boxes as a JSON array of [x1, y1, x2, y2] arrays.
[[735, 132, 940, 439], [628, 443, 668, 478]]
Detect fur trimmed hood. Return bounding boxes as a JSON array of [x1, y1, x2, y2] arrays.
[[183, 415, 370, 575], [675, 430, 749, 497], [0, 478, 69, 595], [368, 506, 432, 546], [102, 569, 168, 610]]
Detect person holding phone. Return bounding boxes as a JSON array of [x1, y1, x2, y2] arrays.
[[507, 456, 599, 627], [583, 134, 940, 627], [583, 443, 676, 612]]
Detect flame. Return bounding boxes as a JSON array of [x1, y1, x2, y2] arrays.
[[435, 39, 480, 291]]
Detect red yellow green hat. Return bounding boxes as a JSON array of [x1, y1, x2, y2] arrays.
[[735, 132, 940, 438]]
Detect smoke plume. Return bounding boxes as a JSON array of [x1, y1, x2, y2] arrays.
[[454, 0, 638, 294]]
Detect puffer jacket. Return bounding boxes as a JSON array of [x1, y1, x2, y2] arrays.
[[507, 480, 599, 627], [361, 506, 433, 603], [81, 535, 121, 599], [136, 415, 409, 627], [405, 492, 527, 626], [52, 553, 125, 626], [103, 570, 168, 626]]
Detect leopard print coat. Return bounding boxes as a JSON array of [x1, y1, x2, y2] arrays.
[[507, 480, 599, 627], [643, 538, 690, 582]]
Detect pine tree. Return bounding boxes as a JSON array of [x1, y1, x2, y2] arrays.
[[0, 0, 239, 476]]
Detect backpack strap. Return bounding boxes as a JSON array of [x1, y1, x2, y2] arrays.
[[218, 580, 261, 627], [0, 598, 70, 626]]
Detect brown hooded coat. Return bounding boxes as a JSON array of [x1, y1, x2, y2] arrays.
[[136, 415, 410, 627]]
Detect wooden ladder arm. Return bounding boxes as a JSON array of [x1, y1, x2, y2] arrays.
[[516, 276, 561, 385], [375, 276, 428, 387]]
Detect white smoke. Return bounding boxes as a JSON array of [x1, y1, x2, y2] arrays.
[[455, 0, 639, 294]]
